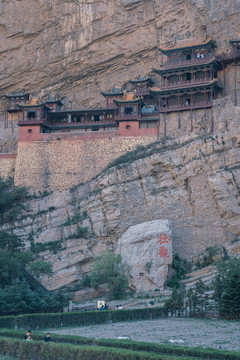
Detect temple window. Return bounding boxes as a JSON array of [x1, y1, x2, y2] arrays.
[[125, 106, 133, 115], [99, 114, 104, 120], [28, 111, 36, 119], [139, 122, 147, 128], [169, 96, 178, 106], [148, 121, 157, 128], [195, 71, 205, 80], [195, 93, 204, 104], [94, 114, 100, 122], [169, 74, 179, 84]]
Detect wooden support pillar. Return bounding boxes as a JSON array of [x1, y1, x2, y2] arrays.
[[234, 60, 237, 106], [190, 110, 193, 132], [4, 110, 7, 129], [157, 113, 160, 140], [85, 113, 88, 122], [211, 107, 214, 133], [164, 112, 167, 137], [178, 111, 181, 129], [223, 64, 226, 96]]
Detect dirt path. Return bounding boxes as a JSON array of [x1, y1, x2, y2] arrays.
[[52, 317, 240, 352]]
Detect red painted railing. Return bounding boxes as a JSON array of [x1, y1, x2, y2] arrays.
[[159, 101, 213, 112], [47, 119, 117, 126], [115, 113, 138, 121], [161, 77, 211, 89], [6, 103, 20, 111], [162, 56, 213, 69], [18, 119, 46, 125]]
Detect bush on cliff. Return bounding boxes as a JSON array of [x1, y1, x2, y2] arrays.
[[0, 178, 29, 222], [90, 251, 130, 299]]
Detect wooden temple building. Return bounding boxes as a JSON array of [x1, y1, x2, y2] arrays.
[[4, 39, 239, 140]]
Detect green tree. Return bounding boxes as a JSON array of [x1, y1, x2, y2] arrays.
[[0, 178, 28, 221], [90, 251, 130, 299], [193, 280, 209, 317], [212, 258, 240, 318], [27, 259, 53, 277], [0, 178, 66, 315], [164, 286, 186, 317]]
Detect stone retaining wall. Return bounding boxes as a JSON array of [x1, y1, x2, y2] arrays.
[[14, 134, 157, 191]]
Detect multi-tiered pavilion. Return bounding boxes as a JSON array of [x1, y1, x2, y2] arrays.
[[151, 39, 222, 113], [5, 38, 240, 140]]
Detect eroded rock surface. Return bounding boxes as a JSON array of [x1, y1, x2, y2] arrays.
[[117, 220, 172, 291], [0, 106, 239, 291], [0, 0, 239, 151]]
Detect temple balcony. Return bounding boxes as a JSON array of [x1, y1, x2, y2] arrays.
[[159, 100, 213, 113], [162, 55, 213, 69], [47, 118, 117, 126], [18, 118, 47, 125], [161, 77, 211, 89], [6, 103, 21, 112], [136, 89, 150, 96], [115, 113, 138, 121]]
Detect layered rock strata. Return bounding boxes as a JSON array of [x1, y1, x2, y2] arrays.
[[0, 102, 239, 291]]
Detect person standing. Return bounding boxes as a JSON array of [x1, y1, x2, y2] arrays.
[[24, 330, 31, 340], [44, 333, 52, 342]]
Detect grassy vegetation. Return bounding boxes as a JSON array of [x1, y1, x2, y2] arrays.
[[62, 211, 88, 226], [0, 330, 239, 360], [0, 355, 18, 360], [67, 225, 89, 239], [30, 240, 64, 254], [99, 133, 223, 175]]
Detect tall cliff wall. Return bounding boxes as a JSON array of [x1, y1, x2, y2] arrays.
[[1, 98, 239, 291], [0, 0, 239, 152]]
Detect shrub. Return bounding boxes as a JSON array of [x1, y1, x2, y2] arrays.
[[67, 226, 88, 239], [90, 251, 130, 299], [0, 333, 240, 360], [0, 307, 167, 330]]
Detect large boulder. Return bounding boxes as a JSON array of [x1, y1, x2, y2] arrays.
[[117, 220, 172, 291]]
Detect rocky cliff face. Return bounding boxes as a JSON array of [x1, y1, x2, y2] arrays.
[[0, 0, 240, 151], [0, 0, 240, 293], [1, 100, 239, 292]]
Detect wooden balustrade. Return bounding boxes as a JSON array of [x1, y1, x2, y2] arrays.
[[159, 100, 213, 113], [161, 77, 211, 89], [162, 55, 213, 69]]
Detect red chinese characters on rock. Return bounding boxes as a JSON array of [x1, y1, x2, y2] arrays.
[[158, 234, 171, 259]]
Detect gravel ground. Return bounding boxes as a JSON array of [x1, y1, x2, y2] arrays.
[[52, 317, 240, 352]]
